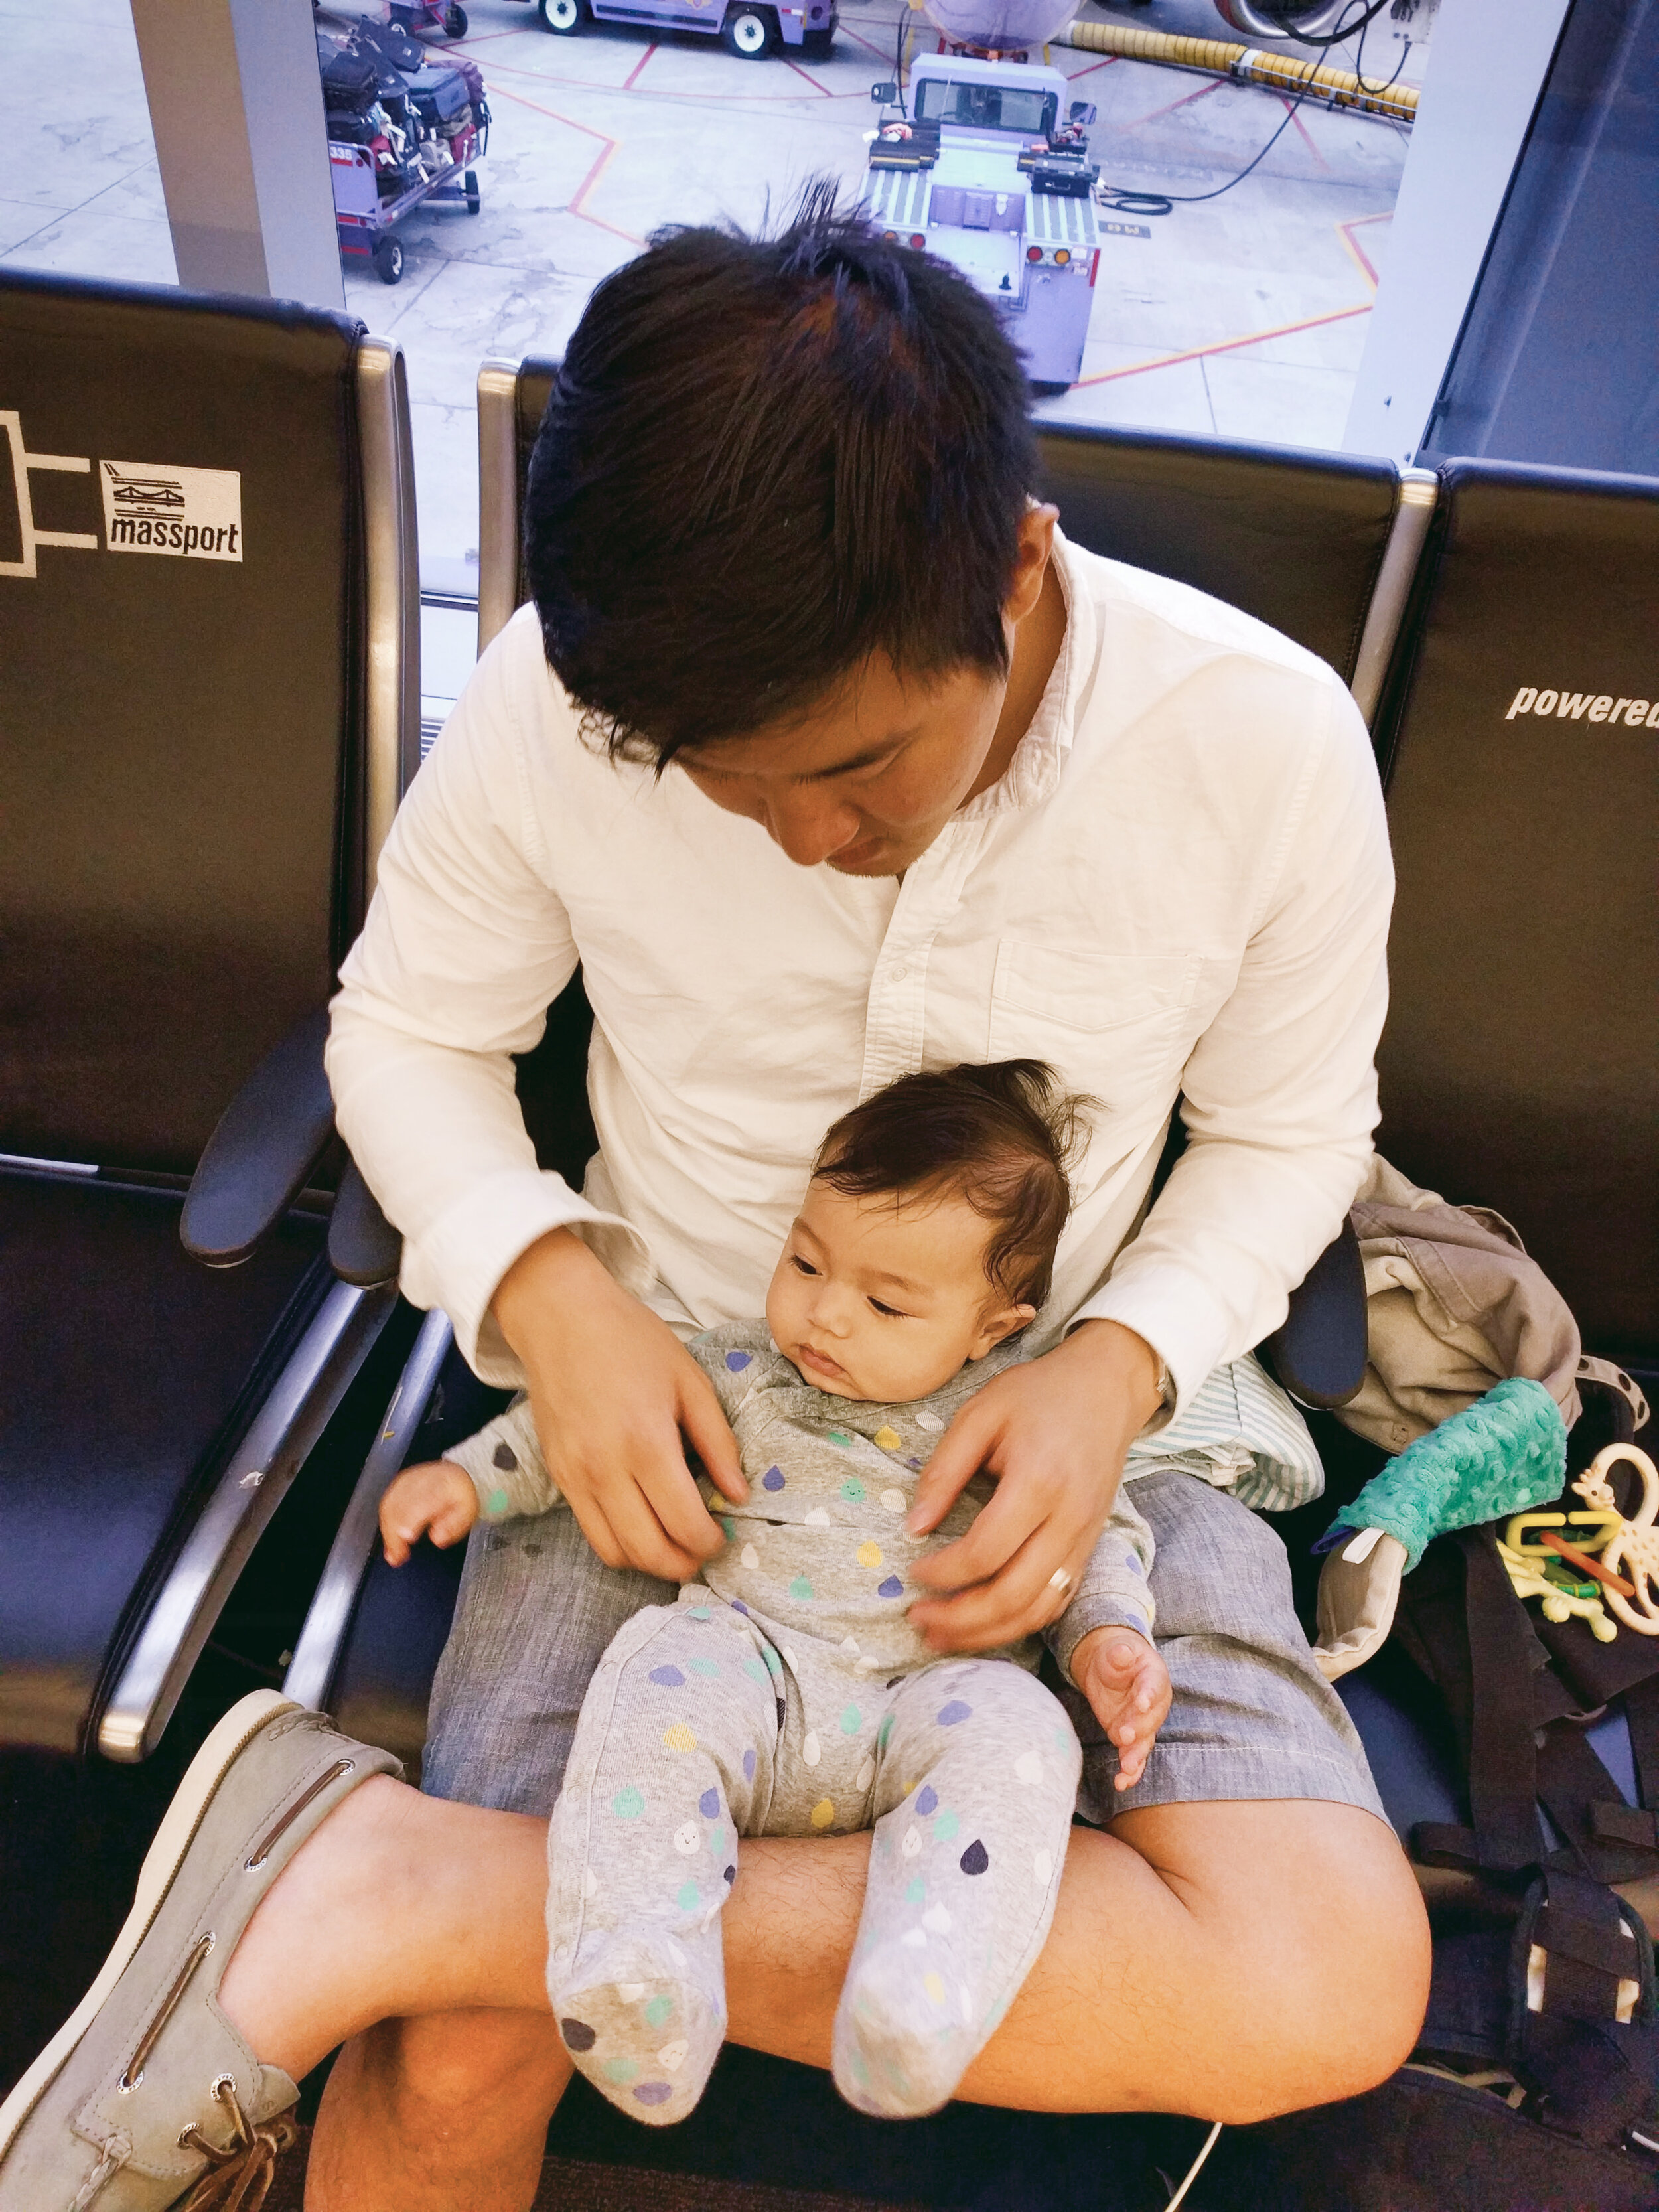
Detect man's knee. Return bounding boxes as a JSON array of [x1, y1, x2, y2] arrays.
[[1216, 1832, 1430, 2122], [364, 2008, 570, 2124]]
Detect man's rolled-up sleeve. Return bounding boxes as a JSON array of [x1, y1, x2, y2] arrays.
[[326, 625, 649, 1384], [1073, 676, 1392, 1411]]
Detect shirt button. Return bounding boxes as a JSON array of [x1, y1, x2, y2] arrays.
[[889, 966, 908, 983]]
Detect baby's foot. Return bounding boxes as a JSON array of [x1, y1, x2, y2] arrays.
[[1070, 1625, 1172, 1791], [551, 1936, 724, 2126], [833, 1933, 989, 2119]]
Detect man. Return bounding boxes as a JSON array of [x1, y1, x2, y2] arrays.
[[0, 200, 1427, 2212]]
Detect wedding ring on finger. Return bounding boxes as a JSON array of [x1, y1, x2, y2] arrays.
[[1048, 1568, 1073, 1597]]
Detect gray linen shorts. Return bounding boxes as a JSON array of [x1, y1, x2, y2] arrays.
[[421, 1467, 1386, 1829]]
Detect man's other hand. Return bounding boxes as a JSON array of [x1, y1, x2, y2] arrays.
[[904, 1319, 1164, 1653], [491, 1228, 746, 1581]]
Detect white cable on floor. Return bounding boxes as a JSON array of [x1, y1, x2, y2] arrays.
[[1165, 2118, 1224, 2210]]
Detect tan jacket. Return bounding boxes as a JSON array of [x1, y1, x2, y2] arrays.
[[1342, 1155, 1582, 1452]]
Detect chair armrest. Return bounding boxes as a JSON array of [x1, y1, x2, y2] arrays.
[[283, 1308, 453, 1713], [181, 1007, 334, 1266], [98, 1277, 397, 1761], [1263, 1217, 1367, 1409], [329, 1156, 404, 1287]]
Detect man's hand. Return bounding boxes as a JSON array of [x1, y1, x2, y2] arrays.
[[379, 1460, 480, 1568], [1069, 1623, 1171, 1792], [905, 1319, 1164, 1653], [492, 1228, 746, 1582]]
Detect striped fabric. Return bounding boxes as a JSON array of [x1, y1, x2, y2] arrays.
[[1123, 1351, 1324, 1514]]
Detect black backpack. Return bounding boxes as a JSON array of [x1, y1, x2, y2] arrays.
[[1220, 1371, 1659, 2209]]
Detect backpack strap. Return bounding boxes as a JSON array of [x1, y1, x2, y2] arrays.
[[1622, 1664, 1659, 1810], [1399, 1526, 1659, 1883], [1399, 1527, 1548, 1873], [1508, 1868, 1659, 2156], [1537, 1722, 1659, 1885]]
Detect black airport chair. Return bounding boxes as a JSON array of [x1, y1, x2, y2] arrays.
[[1373, 457, 1657, 1372], [475, 357, 1437, 722], [0, 268, 420, 1771], [1332, 457, 1659, 1929]]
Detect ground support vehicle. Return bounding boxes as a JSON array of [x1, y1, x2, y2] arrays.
[[508, 0, 835, 61], [862, 54, 1100, 391]]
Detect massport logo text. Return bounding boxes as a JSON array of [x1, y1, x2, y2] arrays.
[[99, 459, 243, 562]]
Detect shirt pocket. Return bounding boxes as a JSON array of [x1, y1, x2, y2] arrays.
[[987, 943, 1201, 1112]]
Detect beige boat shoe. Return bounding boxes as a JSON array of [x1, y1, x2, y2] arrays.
[[0, 1691, 400, 2211]]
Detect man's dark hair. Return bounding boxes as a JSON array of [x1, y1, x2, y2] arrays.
[[523, 183, 1039, 767], [812, 1061, 1091, 1313]]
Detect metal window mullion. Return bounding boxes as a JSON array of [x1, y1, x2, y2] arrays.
[[1348, 465, 1439, 725], [355, 336, 421, 879], [477, 360, 523, 657]]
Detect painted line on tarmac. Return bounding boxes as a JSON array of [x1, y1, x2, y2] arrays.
[[1336, 210, 1389, 288], [1119, 76, 1224, 133], [622, 40, 659, 89], [782, 54, 835, 96], [481, 79, 644, 242], [475, 44, 875, 102], [1281, 92, 1329, 170], [1074, 299, 1372, 388]]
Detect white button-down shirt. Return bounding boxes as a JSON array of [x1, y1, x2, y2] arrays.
[[328, 530, 1392, 1410]]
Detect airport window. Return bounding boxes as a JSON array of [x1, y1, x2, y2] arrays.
[[7, 2, 1443, 584]]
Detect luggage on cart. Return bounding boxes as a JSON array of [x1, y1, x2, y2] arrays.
[[317, 36, 380, 113], [404, 61, 472, 139], [445, 52, 488, 122], [325, 109, 378, 149], [319, 7, 488, 287], [353, 16, 430, 73]]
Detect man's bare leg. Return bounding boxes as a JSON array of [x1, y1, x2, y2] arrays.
[[307, 2014, 571, 2212], [219, 1779, 1428, 2212]]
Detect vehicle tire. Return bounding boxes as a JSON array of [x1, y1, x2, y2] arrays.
[[465, 168, 481, 213], [720, 5, 776, 57], [444, 2, 469, 33], [539, 0, 584, 29], [373, 234, 405, 284]]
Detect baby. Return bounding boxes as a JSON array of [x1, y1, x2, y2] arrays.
[[381, 1062, 1171, 2123]]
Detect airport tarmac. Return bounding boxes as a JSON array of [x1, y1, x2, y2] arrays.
[[5, 0, 1418, 705]]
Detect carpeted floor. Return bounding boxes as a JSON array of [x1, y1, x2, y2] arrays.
[[265, 2129, 926, 2211]]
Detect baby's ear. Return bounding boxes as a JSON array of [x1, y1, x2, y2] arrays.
[[971, 1301, 1037, 1357]]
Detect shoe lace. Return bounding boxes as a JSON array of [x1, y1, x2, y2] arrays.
[[177, 2077, 297, 2212]]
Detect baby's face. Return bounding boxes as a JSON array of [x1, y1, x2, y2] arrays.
[[764, 1180, 1035, 1403]]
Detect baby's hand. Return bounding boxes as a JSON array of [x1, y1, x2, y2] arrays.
[[379, 1460, 480, 1568], [1069, 1624, 1172, 1793]]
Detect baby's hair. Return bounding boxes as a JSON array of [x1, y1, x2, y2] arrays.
[[812, 1061, 1092, 1313]]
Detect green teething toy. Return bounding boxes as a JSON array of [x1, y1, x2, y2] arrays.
[[1321, 1377, 1567, 1574]]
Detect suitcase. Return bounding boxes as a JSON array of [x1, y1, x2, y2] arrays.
[[446, 54, 487, 116], [325, 109, 378, 148], [404, 62, 470, 135], [354, 17, 429, 74], [317, 36, 380, 113]]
